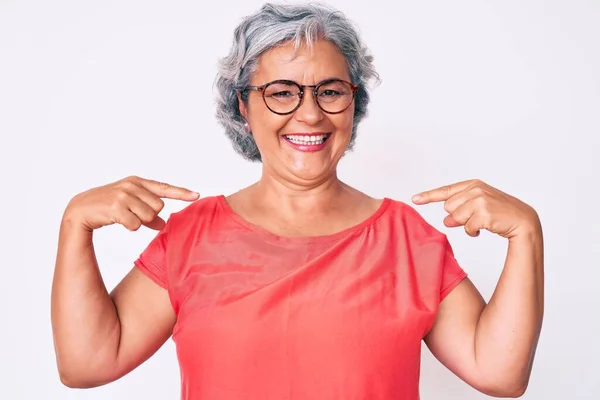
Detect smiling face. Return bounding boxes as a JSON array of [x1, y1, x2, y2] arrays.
[[239, 39, 356, 187]]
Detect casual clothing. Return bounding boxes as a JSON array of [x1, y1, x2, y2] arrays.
[[135, 195, 467, 400]]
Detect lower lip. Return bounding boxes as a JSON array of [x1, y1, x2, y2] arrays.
[[282, 136, 330, 152]]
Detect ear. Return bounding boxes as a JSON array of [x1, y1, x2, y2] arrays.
[[236, 91, 248, 120]]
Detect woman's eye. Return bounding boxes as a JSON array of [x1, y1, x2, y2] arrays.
[[272, 91, 294, 97]]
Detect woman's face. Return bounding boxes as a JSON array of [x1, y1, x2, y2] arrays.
[[239, 39, 355, 187]]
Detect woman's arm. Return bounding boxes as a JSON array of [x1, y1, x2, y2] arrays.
[[51, 219, 176, 388], [413, 179, 544, 397], [51, 176, 198, 387], [424, 228, 543, 397]]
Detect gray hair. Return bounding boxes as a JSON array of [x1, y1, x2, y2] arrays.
[[214, 2, 381, 162]]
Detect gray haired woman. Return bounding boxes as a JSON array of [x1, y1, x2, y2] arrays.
[[51, 3, 544, 399]]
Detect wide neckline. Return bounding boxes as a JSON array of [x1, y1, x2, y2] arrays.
[[216, 195, 392, 244]]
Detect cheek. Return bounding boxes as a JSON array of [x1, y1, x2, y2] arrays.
[[257, 114, 289, 136], [332, 110, 355, 135], [247, 99, 284, 131], [248, 106, 289, 145]]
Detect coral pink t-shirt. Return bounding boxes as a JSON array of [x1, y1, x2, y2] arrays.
[[134, 196, 467, 400]]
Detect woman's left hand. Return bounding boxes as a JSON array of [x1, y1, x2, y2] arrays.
[[411, 179, 541, 239]]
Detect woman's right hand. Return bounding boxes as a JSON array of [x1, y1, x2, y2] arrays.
[[63, 175, 200, 232]]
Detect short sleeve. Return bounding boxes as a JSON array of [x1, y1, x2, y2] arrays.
[[439, 237, 468, 301], [133, 221, 170, 290]]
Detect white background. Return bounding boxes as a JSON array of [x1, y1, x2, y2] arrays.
[[1, 0, 599, 398]]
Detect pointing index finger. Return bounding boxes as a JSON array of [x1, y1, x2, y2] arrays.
[[412, 180, 475, 204], [136, 178, 200, 201]]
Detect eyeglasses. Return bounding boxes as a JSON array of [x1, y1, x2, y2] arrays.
[[243, 78, 359, 115]]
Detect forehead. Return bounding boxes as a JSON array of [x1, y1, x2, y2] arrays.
[[253, 39, 350, 84]]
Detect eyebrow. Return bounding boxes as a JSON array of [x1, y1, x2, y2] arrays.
[[269, 77, 347, 85]]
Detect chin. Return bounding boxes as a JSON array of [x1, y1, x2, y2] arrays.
[[283, 158, 339, 184], [261, 135, 348, 183]]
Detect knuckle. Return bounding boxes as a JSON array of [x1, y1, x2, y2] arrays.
[[109, 198, 124, 213], [145, 195, 164, 212], [474, 194, 487, 205], [119, 180, 137, 191], [464, 224, 476, 236], [125, 175, 140, 182], [453, 212, 465, 223], [471, 186, 485, 197], [153, 197, 165, 212], [140, 210, 157, 223], [482, 207, 492, 219], [115, 190, 130, 202], [114, 208, 131, 225], [474, 197, 489, 215], [146, 199, 164, 214], [443, 201, 453, 213]]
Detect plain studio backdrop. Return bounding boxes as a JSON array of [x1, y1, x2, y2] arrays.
[[1, 0, 598, 399]]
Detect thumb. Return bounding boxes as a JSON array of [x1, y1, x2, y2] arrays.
[[145, 216, 167, 231], [443, 214, 462, 228]]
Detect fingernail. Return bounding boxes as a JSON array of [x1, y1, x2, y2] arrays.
[[412, 195, 421, 202]]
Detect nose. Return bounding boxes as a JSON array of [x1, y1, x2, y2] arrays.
[[294, 89, 324, 125]]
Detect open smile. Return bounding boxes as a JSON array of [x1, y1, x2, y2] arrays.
[[282, 133, 332, 151]]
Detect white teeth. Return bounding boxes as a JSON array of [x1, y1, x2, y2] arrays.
[[284, 134, 329, 145]]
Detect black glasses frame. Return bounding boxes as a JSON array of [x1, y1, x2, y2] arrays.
[[242, 78, 359, 115]]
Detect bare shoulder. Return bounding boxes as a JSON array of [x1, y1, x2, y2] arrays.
[[346, 189, 386, 218]]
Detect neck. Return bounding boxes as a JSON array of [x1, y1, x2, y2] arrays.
[[250, 167, 352, 216]]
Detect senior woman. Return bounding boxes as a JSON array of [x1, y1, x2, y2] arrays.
[[51, 3, 544, 399]]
